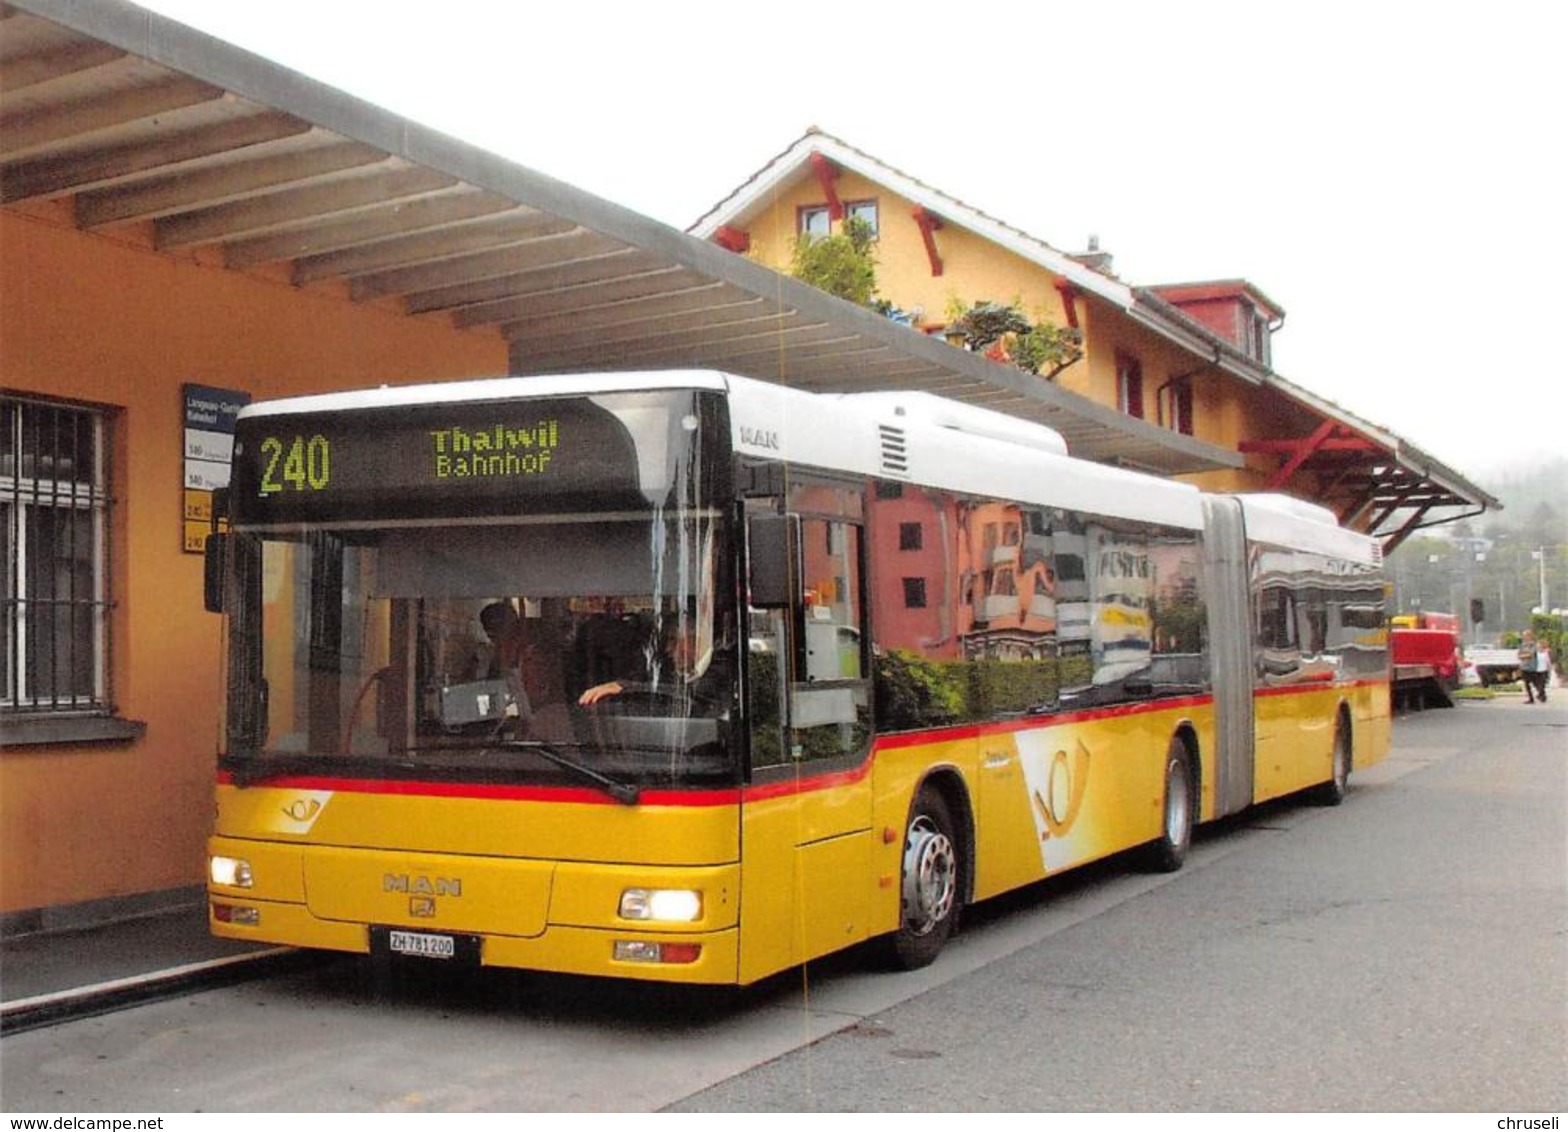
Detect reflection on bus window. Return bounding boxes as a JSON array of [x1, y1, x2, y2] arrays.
[[869, 485, 1209, 730]]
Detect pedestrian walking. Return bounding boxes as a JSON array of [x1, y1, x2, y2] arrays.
[[1517, 631, 1552, 703], [1518, 631, 1540, 702]]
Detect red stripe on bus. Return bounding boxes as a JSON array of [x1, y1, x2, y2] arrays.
[[741, 762, 872, 802], [873, 693, 1216, 751], [214, 772, 741, 807], [214, 683, 1382, 807], [1254, 677, 1385, 699]]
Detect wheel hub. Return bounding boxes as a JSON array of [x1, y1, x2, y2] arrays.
[[902, 816, 956, 936]]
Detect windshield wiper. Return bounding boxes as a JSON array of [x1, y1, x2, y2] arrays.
[[502, 741, 641, 806]]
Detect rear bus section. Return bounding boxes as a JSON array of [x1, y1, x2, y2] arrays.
[[1232, 494, 1390, 807]]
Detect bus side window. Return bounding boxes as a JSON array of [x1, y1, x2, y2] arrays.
[[1256, 582, 1302, 678], [790, 515, 869, 762]]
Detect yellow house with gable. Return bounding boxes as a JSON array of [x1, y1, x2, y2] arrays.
[[692, 129, 1491, 544]]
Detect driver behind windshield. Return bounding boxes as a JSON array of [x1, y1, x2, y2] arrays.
[[577, 616, 734, 715]]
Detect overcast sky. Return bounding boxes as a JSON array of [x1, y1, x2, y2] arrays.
[[138, 0, 1567, 479]]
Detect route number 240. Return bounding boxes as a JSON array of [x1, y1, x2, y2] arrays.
[[258, 434, 331, 495]]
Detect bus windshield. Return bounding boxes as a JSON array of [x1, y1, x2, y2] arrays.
[[217, 389, 736, 795]]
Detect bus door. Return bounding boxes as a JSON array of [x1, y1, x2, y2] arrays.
[[1202, 496, 1255, 818], [739, 489, 875, 980]]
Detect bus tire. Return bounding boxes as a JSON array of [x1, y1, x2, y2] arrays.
[[1145, 737, 1194, 873], [1312, 717, 1351, 807], [886, 786, 961, 970]]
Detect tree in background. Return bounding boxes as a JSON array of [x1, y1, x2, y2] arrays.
[[789, 215, 879, 307], [944, 298, 1084, 380], [1388, 463, 1566, 655]]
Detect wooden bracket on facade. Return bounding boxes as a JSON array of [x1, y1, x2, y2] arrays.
[[714, 225, 750, 254], [1239, 420, 1379, 489], [1380, 503, 1437, 556], [808, 153, 843, 220], [1338, 483, 1383, 530], [911, 206, 944, 277], [1266, 419, 1335, 489], [1053, 281, 1081, 329]]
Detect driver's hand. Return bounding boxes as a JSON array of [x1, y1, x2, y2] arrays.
[[578, 681, 624, 706]]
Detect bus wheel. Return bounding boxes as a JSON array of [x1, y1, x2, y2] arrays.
[[889, 787, 960, 970], [1312, 719, 1351, 807], [1145, 737, 1193, 873]]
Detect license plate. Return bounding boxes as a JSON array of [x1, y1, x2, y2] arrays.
[[388, 929, 456, 959]]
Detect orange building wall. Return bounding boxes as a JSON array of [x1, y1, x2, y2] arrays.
[[0, 208, 507, 916]]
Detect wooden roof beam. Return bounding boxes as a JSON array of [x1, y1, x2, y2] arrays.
[[0, 111, 311, 203], [0, 36, 123, 93], [77, 139, 389, 227], [351, 228, 627, 301], [0, 72, 223, 157], [155, 164, 454, 249], [808, 151, 842, 220], [912, 206, 944, 277], [280, 201, 560, 279], [1379, 503, 1438, 556], [714, 225, 749, 253]]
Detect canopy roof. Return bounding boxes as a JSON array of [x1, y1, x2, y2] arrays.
[[2, 0, 1239, 479]]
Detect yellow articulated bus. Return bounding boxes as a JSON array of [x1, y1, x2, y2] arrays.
[[204, 370, 1389, 984]]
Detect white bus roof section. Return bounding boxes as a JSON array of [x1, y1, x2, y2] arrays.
[[831, 391, 1068, 456], [1235, 493, 1381, 565], [1, 0, 1237, 480], [724, 375, 1203, 530], [238, 370, 1203, 531]]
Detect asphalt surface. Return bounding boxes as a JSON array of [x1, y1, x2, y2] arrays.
[[2, 690, 1562, 1111], [669, 695, 1568, 1111]]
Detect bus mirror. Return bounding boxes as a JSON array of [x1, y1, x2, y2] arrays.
[[204, 532, 228, 614], [1470, 598, 1486, 626], [748, 514, 796, 609]]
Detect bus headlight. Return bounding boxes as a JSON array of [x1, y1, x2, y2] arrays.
[[618, 888, 702, 922], [209, 855, 253, 888]]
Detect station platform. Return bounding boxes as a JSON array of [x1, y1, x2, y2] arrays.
[[0, 899, 290, 1033]]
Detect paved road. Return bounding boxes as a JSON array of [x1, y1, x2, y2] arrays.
[[674, 696, 1568, 1111], [2, 695, 1562, 1111]]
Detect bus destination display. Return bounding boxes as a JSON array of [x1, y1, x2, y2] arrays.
[[254, 419, 561, 498], [230, 397, 659, 524]]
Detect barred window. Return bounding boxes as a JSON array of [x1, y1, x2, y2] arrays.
[[2, 396, 111, 715]]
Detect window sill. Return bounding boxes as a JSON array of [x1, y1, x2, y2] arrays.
[[1, 714, 148, 748]]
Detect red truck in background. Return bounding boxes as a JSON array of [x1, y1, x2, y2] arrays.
[[1391, 612, 1463, 709]]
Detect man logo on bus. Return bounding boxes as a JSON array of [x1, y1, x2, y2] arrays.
[[384, 874, 463, 898], [1032, 738, 1091, 840], [739, 426, 780, 451]]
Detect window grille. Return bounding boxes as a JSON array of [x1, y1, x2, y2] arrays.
[[2, 396, 111, 715]]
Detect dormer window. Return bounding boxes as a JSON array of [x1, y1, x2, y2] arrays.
[[1148, 281, 1281, 370], [1242, 304, 1273, 367]]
